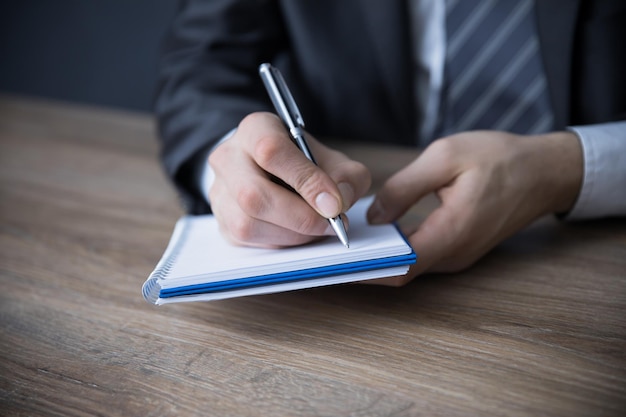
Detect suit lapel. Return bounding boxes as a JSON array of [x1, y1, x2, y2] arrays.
[[357, 1, 415, 143], [535, 0, 581, 129]]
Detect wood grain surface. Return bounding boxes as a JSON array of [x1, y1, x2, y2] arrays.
[[1, 95, 625, 416]]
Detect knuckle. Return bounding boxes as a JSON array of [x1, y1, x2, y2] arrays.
[[208, 142, 230, 170], [428, 138, 457, 164], [351, 161, 371, 188], [208, 183, 222, 206], [293, 211, 324, 235], [239, 112, 283, 147], [354, 160, 370, 176], [292, 166, 324, 197], [229, 217, 256, 242], [254, 134, 283, 168], [336, 157, 367, 177], [239, 111, 275, 130], [236, 184, 266, 216]]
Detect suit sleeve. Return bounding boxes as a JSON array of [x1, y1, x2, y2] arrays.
[[154, 0, 285, 214]]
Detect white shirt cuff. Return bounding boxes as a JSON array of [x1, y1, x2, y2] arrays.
[[198, 128, 236, 205], [566, 121, 626, 220]]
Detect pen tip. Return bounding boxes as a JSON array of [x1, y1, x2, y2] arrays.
[[328, 215, 349, 248]]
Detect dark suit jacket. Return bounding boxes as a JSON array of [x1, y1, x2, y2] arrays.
[[155, 0, 626, 214]]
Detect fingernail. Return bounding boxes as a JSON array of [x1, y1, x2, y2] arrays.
[[367, 198, 386, 224], [315, 192, 340, 218], [337, 182, 355, 207]]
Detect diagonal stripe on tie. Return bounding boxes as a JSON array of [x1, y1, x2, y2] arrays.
[[455, 36, 537, 130], [449, 0, 533, 103], [446, 0, 494, 59], [440, 0, 554, 136], [492, 75, 546, 131]]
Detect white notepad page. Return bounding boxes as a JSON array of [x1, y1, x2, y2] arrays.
[[144, 196, 415, 304]]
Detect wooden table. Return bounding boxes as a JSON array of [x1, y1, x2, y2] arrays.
[[1, 95, 625, 416]]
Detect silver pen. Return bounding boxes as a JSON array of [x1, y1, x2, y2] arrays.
[[258, 63, 349, 248]]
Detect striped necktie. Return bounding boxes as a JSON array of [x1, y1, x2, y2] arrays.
[[439, 0, 554, 136]]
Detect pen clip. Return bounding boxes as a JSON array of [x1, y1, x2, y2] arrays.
[[259, 63, 305, 129]]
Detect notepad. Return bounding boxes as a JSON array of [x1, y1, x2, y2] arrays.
[[142, 197, 416, 304]]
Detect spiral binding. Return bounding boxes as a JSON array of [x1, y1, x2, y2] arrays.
[[142, 218, 192, 304]]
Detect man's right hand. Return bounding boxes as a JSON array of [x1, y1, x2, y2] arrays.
[[208, 112, 371, 248]]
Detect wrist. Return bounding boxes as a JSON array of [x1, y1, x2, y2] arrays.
[[532, 131, 583, 214]]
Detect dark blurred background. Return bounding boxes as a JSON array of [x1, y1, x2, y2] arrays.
[[0, 0, 178, 112]]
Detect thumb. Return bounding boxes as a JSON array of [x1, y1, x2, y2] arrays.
[[367, 146, 456, 224]]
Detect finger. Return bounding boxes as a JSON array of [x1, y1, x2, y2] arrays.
[[358, 190, 467, 286], [312, 140, 372, 210], [408, 209, 462, 276], [367, 140, 459, 224], [211, 127, 339, 242], [248, 116, 344, 220], [358, 203, 462, 285], [211, 177, 329, 247], [404, 171, 485, 275], [214, 200, 324, 248], [230, 175, 335, 237], [211, 150, 334, 236]]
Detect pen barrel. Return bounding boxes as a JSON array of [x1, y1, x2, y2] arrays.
[[290, 126, 317, 164]]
